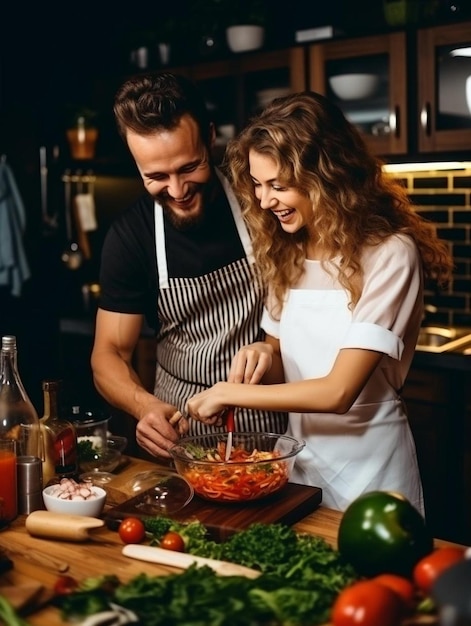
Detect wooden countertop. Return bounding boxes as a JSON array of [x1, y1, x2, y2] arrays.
[[0, 456, 460, 625]]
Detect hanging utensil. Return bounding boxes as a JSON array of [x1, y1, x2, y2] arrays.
[[39, 146, 57, 234], [61, 170, 83, 270], [225, 407, 235, 461]]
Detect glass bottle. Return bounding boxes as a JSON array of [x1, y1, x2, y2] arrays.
[[40, 380, 79, 486], [0, 335, 41, 458]]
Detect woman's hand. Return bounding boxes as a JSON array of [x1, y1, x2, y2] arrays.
[[186, 383, 228, 424], [228, 341, 274, 384]]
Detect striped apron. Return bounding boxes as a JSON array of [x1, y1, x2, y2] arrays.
[[153, 170, 287, 435]]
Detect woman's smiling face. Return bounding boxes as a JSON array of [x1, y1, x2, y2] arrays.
[[249, 150, 313, 234]]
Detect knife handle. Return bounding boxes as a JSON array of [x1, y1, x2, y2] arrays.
[[122, 544, 260, 579], [225, 407, 235, 432]]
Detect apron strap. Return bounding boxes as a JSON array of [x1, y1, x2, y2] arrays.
[[154, 201, 169, 289]]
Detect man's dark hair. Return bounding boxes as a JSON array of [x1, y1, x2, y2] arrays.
[[114, 72, 213, 146]]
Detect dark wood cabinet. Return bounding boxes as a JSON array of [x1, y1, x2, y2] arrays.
[[403, 365, 470, 544]]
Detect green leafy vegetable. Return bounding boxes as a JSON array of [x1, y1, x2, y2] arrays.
[[0, 596, 31, 626], [57, 519, 358, 625]]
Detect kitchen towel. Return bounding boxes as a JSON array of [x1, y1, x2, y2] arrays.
[[0, 161, 31, 297]]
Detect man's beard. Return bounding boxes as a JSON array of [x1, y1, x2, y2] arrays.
[[157, 176, 218, 231]]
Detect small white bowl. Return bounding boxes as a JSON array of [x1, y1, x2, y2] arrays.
[[329, 73, 380, 101], [42, 484, 106, 517], [226, 25, 264, 53]]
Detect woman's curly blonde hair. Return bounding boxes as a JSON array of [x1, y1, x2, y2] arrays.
[[222, 91, 453, 316]]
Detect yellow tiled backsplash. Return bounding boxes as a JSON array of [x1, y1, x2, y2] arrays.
[[390, 166, 471, 327]]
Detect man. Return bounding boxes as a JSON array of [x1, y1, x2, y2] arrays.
[[91, 72, 287, 459]]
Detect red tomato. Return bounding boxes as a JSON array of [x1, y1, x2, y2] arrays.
[[53, 575, 79, 596], [373, 573, 415, 611], [160, 531, 185, 552], [331, 580, 403, 626], [118, 517, 146, 544], [413, 546, 466, 595]]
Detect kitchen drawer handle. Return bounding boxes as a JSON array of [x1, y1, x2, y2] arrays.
[[420, 102, 432, 137]]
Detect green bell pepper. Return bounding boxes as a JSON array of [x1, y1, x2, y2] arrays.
[[337, 490, 434, 577]]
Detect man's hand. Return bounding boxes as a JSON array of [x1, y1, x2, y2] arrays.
[[136, 400, 189, 458]]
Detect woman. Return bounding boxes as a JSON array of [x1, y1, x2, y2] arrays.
[[186, 91, 453, 514]]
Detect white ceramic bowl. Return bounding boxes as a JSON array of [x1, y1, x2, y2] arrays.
[[42, 484, 106, 517], [329, 73, 380, 101], [226, 25, 264, 53], [255, 87, 291, 108]]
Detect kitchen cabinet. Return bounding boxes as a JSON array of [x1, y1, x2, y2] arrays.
[[187, 46, 306, 144], [308, 32, 408, 155], [417, 21, 471, 153], [402, 365, 469, 544], [307, 21, 471, 157]]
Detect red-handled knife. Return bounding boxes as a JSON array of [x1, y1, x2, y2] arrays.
[[225, 407, 235, 461]]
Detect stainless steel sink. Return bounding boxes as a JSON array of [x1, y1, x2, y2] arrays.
[[416, 326, 471, 353]]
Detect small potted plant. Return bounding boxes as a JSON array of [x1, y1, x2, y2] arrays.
[[222, 0, 267, 53]]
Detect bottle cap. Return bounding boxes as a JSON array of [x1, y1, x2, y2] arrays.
[[1, 335, 16, 350]]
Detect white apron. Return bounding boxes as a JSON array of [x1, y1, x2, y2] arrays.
[[153, 170, 287, 436], [281, 287, 424, 514]]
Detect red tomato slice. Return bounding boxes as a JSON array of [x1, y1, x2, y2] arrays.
[[331, 580, 403, 626], [413, 546, 466, 595], [118, 517, 146, 544]]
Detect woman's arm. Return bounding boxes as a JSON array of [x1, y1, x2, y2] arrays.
[[186, 347, 383, 422]]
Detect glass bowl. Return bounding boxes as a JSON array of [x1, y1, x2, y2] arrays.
[[119, 470, 194, 516], [106, 435, 128, 453], [79, 448, 121, 473], [169, 432, 305, 503]]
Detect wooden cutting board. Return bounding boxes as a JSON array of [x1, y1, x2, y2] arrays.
[[105, 483, 322, 541]]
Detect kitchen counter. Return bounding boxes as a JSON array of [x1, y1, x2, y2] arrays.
[[0, 456, 463, 625]]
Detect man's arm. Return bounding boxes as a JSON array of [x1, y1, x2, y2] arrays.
[[91, 308, 186, 457]]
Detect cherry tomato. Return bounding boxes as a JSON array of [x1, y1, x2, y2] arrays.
[[53, 574, 79, 596], [373, 573, 415, 611], [118, 517, 146, 544], [331, 580, 403, 626], [160, 531, 185, 552], [413, 546, 466, 595]]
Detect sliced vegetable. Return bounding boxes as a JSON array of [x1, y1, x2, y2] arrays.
[[413, 546, 466, 595], [337, 491, 434, 577], [179, 444, 289, 501], [118, 517, 146, 544], [331, 580, 404, 626]]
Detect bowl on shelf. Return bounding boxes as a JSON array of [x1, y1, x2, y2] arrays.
[[329, 73, 380, 100], [226, 25, 265, 53], [255, 87, 291, 109], [42, 482, 106, 517], [169, 432, 305, 503]]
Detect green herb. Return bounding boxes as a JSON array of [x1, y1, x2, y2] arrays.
[[77, 439, 99, 461], [57, 520, 358, 625], [0, 596, 31, 626]]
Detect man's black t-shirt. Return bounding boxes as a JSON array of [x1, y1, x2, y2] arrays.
[[99, 182, 246, 332]]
